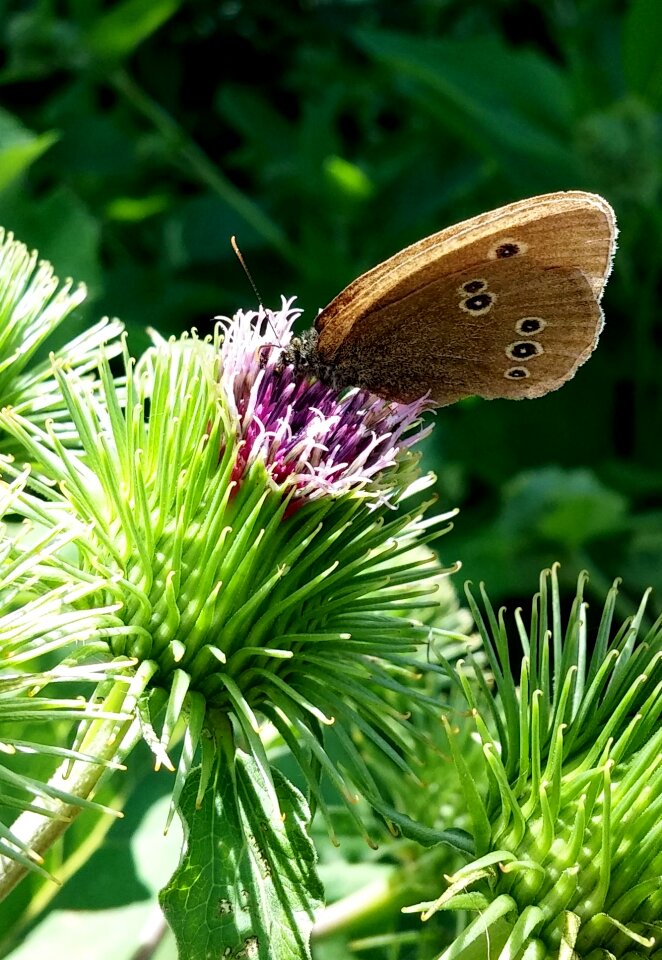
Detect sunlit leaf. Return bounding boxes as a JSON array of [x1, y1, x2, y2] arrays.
[[86, 0, 181, 60], [0, 109, 58, 191], [160, 757, 323, 960]]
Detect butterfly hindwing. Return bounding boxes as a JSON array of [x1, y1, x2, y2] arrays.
[[318, 259, 603, 405]]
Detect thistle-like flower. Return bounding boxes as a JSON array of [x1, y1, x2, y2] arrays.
[[0, 228, 123, 458], [410, 567, 662, 958], [0, 291, 457, 953], [0, 470, 137, 886]]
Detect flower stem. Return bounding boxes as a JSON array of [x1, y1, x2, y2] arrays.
[[312, 854, 438, 942], [0, 679, 142, 902], [312, 871, 403, 940], [110, 68, 299, 265]]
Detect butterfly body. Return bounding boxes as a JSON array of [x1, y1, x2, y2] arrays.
[[285, 191, 617, 407]]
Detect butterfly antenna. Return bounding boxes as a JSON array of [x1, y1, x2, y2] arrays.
[[231, 236, 262, 306], [231, 236, 281, 344]]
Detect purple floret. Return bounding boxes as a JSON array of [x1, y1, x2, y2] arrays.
[[218, 298, 429, 504]]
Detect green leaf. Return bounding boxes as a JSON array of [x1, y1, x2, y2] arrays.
[[2, 905, 175, 960], [160, 756, 323, 960], [0, 186, 101, 301], [86, 0, 181, 60], [105, 194, 170, 222], [354, 28, 578, 186], [0, 108, 58, 191], [215, 85, 294, 162], [376, 804, 475, 854], [323, 156, 375, 202], [623, 0, 662, 107], [500, 468, 628, 550], [1, 794, 182, 960]]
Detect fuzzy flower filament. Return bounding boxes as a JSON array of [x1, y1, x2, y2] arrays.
[[221, 300, 429, 504]]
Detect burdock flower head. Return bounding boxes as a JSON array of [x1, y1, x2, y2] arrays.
[[0, 228, 123, 457], [410, 567, 662, 958], [219, 299, 429, 505], [0, 287, 456, 954]]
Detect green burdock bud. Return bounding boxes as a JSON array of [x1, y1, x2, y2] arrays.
[[0, 228, 123, 457], [0, 296, 456, 957], [0, 469, 137, 885], [411, 567, 662, 959]]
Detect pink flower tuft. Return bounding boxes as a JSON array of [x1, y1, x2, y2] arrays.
[[218, 298, 430, 504]]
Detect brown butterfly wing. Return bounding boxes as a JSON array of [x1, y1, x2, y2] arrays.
[[314, 191, 616, 405], [315, 257, 603, 406]]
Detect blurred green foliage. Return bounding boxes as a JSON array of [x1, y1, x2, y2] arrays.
[[0, 0, 660, 617]]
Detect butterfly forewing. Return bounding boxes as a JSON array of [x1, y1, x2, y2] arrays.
[[313, 190, 616, 406]]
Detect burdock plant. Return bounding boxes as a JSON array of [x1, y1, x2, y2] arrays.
[[0, 231, 457, 958], [409, 567, 662, 958], [0, 228, 123, 458], [0, 230, 659, 960]]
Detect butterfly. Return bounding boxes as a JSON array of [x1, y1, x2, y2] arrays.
[[285, 191, 617, 406]]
